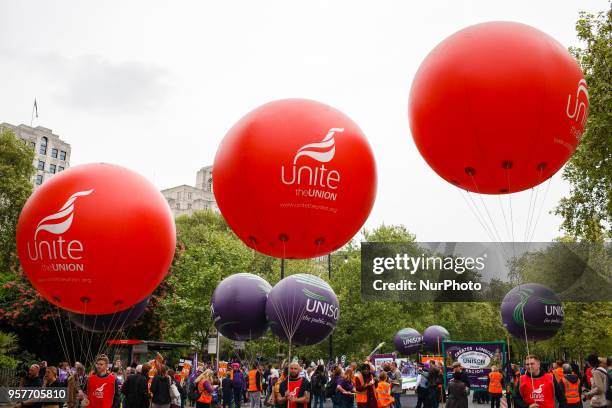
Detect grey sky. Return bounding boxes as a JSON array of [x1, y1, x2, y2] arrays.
[[0, 0, 606, 242]]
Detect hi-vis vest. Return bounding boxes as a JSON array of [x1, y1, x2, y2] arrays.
[[198, 381, 213, 404], [488, 372, 503, 394], [561, 378, 580, 404], [375, 382, 394, 408], [553, 368, 564, 382], [354, 374, 369, 404], [248, 370, 260, 392]]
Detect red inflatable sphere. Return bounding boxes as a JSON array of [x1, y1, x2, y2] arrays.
[[213, 99, 377, 259], [409, 22, 588, 194], [16, 163, 176, 314]]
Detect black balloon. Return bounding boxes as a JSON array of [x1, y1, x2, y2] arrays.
[[67, 297, 150, 333]]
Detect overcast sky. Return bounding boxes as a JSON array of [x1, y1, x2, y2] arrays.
[[0, 0, 606, 243]]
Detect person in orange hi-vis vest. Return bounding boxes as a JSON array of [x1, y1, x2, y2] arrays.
[[552, 361, 565, 383], [375, 372, 395, 408], [488, 366, 505, 408], [558, 364, 582, 408], [247, 363, 263, 408], [355, 364, 378, 408]]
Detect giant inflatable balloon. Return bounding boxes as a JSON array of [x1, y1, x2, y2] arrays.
[[211, 273, 272, 341], [409, 21, 588, 194], [16, 163, 176, 314], [423, 325, 450, 352], [394, 328, 422, 355], [501, 283, 564, 341], [67, 297, 150, 333], [266, 273, 339, 346], [213, 99, 377, 259]]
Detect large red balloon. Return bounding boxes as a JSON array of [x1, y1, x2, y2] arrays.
[[213, 99, 377, 259], [409, 22, 588, 194], [16, 163, 175, 314]]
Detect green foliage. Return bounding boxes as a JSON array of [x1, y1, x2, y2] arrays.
[[0, 127, 34, 278], [556, 7, 612, 241], [0, 331, 19, 368]]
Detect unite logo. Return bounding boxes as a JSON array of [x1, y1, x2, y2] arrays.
[[94, 383, 107, 398], [281, 128, 343, 201], [26, 190, 93, 272], [530, 384, 544, 401], [566, 79, 589, 139]]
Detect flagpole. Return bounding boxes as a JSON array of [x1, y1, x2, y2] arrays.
[[30, 99, 38, 127]]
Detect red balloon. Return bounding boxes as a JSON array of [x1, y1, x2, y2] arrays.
[[409, 22, 588, 194], [213, 99, 377, 259], [16, 163, 176, 314]]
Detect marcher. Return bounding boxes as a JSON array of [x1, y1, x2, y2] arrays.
[[487, 366, 504, 408], [277, 363, 311, 408], [582, 355, 610, 408], [83, 355, 121, 408], [355, 364, 378, 408], [513, 354, 562, 408], [151, 366, 173, 408], [248, 363, 264, 408], [121, 364, 149, 408], [389, 362, 402, 408], [446, 370, 469, 408], [375, 372, 394, 408], [558, 363, 582, 408]]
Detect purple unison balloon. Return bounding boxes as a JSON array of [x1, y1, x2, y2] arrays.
[[266, 273, 339, 346], [423, 325, 450, 352], [67, 297, 150, 333], [501, 283, 564, 341], [394, 328, 422, 355], [211, 273, 272, 341]]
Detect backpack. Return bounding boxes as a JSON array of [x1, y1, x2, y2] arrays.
[[325, 378, 336, 399], [189, 382, 201, 401]]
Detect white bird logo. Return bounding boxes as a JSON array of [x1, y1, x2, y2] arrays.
[[34, 189, 94, 240], [293, 128, 343, 164]]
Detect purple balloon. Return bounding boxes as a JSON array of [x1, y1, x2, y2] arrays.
[[67, 297, 150, 333], [501, 283, 564, 341], [394, 328, 422, 355], [266, 274, 339, 346], [423, 325, 450, 352], [211, 273, 272, 341]]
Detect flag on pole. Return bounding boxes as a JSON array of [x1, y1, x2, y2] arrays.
[[188, 352, 198, 384], [34, 99, 38, 118]]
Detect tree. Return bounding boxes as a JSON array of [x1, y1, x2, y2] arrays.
[[0, 128, 34, 276], [0, 331, 19, 369], [555, 7, 612, 241]]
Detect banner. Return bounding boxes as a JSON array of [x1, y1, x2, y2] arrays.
[[442, 341, 506, 390], [372, 353, 395, 374], [421, 355, 444, 366], [396, 358, 418, 390]]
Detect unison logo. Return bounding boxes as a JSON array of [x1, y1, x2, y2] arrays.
[[281, 128, 343, 201], [26, 190, 93, 270], [303, 288, 339, 320]]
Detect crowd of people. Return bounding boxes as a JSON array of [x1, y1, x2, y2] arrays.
[[13, 352, 612, 408]]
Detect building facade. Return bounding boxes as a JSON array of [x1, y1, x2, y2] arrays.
[[1, 123, 71, 189], [161, 165, 217, 217]]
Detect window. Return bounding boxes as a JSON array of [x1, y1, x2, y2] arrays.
[[39, 137, 48, 155], [188, 192, 192, 200], [51, 148, 58, 158], [49, 164, 56, 174], [36, 175, 43, 185], [207, 177, 213, 192], [30, 141, 36, 150], [187, 203, 192, 209], [177, 192, 181, 200], [58, 166, 64, 172], [37, 161, 45, 171], [176, 203, 181, 209], [59, 150, 67, 161]]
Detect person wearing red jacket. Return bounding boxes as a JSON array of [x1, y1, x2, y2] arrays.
[[512, 355, 563, 408]]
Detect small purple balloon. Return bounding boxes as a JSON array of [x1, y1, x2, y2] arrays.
[[211, 273, 272, 341], [501, 283, 564, 341], [394, 328, 422, 355], [67, 297, 150, 333], [266, 274, 339, 346], [423, 325, 450, 352]]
